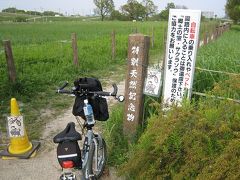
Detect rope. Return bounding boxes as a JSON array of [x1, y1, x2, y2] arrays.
[[192, 91, 240, 104], [195, 67, 240, 76]]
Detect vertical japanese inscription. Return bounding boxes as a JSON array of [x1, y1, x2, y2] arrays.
[[124, 34, 150, 137]]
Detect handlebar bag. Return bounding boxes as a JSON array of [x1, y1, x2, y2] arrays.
[[72, 77, 109, 121], [74, 77, 102, 91]]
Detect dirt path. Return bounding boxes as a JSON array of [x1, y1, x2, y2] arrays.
[[0, 81, 125, 180]]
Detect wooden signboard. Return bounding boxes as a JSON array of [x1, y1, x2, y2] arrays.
[[123, 34, 150, 138]]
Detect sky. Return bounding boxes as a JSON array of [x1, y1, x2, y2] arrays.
[[0, 0, 227, 17]]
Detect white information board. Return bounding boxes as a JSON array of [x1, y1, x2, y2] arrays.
[[163, 9, 201, 105], [7, 116, 24, 137], [144, 67, 162, 97]]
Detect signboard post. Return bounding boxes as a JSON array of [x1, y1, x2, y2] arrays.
[[123, 34, 150, 138], [162, 9, 201, 105]]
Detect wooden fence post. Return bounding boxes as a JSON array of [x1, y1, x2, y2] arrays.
[[3, 40, 16, 83], [71, 33, 79, 66], [132, 27, 138, 33], [111, 30, 116, 60], [162, 27, 167, 67], [219, 25, 223, 36], [204, 31, 208, 45], [123, 34, 150, 139], [151, 26, 154, 48], [211, 27, 215, 41], [215, 26, 218, 40]]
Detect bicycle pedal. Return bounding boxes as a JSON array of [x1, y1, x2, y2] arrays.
[[89, 174, 96, 179], [60, 172, 76, 180]]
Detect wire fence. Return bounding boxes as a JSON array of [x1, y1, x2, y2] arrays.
[[195, 67, 240, 76]]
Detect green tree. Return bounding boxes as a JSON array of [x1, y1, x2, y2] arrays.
[[110, 10, 128, 20], [2, 7, 18, 13], [175, 5, 188, 9], [15, 16, 27, 22], [142, 0, 157, 20], [93, 0, 114, 21], [159, 2, 175, 20], [42, 11, 63, 16], [27, 10, 42, 16], [225, 0, 240, 24], [121, 0, 146, 20]]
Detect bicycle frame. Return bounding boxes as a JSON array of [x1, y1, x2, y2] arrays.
[[82, 129, 95, 179], [55, 80, 124, 180], [77, 110, 105, 179], [82, 130, 94, 167], [93, 134, 105, 172]]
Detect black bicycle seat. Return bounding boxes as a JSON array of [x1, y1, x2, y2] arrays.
[[53, 122, 82, 143]]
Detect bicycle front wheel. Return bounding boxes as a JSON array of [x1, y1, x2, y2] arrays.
[[83, 141, 95, 180], [83, 136, 107, 179], [92, 137, 107, 178]]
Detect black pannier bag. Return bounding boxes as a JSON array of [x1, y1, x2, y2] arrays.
[[57, 141, 82, 169], [72, 77, 109, 121]]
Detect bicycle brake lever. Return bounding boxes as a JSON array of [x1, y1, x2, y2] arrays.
[[59, 81, 69, 90]]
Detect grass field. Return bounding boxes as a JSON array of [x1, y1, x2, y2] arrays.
[[194, 25, 240, 98], [0, 21, 167, 139], [1, 16, 238, 179], [0, 12, 99, 22], [0, 12, 37, 22], [0, 19, 222, 140]]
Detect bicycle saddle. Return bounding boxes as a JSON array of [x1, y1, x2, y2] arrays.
[[53, 122, 82, 143]]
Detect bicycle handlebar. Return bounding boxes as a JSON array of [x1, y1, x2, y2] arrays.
[[59, 81, 69, 90], [57, 89, 72, 94], [57, 82, 118, 97]]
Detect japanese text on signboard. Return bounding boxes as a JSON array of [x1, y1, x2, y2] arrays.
[[163, 9, 201, 105]]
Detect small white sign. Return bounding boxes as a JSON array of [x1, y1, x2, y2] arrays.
[[163, 9, 201, 105], [144, 68, 162, 97], [7, 116, 24, 137]]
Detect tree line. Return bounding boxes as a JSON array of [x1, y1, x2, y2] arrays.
[[93, 1, 216, 21], [95, 0, 240, 23], [2, 0, 239, 23], [94, 0, 179, 21], [225, 0, 240, 24], [2, 7, 63, 17]]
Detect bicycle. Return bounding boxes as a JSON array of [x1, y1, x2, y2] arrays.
[[53, 77, 124, 180]]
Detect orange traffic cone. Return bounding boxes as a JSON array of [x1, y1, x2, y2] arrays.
[[0, 98, 40, 159]]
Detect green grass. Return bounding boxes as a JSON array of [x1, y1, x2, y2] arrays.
[[0, 12, 37, 22], [105, 26, 240, 179], [26, 16, 101, 22], [0, 12, 99, 22], [194, 25, 240, 97], [119, 97, 240, 179], [199, 21, 219, 40], [0, 19, 223, 142], [0, 21, 167, 139], [103, 104, 128, 166]]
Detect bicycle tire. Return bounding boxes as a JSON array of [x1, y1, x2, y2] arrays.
[[82, 142, 96, 180], [92, 138, 107, 179]]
